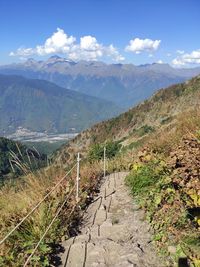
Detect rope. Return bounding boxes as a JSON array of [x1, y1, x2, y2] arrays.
[[0, 164, 77, 245], [23, 185, 77, 267]]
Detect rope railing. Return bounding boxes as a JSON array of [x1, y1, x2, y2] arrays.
[[23, 184, 77, 267], [0, 163, 77, 245], [1, 148, 107, 266]]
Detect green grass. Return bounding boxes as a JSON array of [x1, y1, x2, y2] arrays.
[[125, 160, 167, 195]]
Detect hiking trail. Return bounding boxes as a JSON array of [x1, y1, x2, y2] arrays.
[[58, 172, 165, 267]]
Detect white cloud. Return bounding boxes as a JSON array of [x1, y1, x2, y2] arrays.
[[80, 36, 99, 50], [10, 28, 75, 57], [9, 47, 34, 57], [125, 38, 161, 54], [10, 28, 124, 62], [106, 44, 125, 61], [172, 58, 185, 66], [176, 50, 185, 55], [36, 28, 76, 55], [157, 60, 163, 64], [172, 49, 200, 66]]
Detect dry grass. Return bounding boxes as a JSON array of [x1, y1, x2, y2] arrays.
[[0, 155, 105, 266], [149, 108, 200, 155]]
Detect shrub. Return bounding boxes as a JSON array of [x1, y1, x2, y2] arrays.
[[136, 125, 155, 137], [88, 141, 121, 162], [126, 159, 167, 195]]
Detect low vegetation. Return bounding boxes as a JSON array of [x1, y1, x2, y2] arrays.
[[88, 141, 121, 162], [0, 159, 104, 266], [126, 114, 200, 267]]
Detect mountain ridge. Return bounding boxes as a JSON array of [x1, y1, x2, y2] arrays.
[[0, 74, 122, 135], [1, 57, 200, 108]]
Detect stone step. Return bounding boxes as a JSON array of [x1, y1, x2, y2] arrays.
[[74, 233, 89, 243], [85, 243, 106, 267], [58, 238, 75, 266], [64, 242, 85, 267], [100, 223, 130, 242], [93, 208, 107, 225]]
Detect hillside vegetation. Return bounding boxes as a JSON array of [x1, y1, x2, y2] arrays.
[[54, 76, 200, 167], [0, 76, 200, 266]]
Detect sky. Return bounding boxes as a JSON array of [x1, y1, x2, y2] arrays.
[[0, 0, 200, 67]]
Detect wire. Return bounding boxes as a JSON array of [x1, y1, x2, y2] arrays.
[[23, 184, 77, 267], [0, 164, 77, 245]]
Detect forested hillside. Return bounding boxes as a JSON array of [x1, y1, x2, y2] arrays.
[[0, 74, 121, 135]]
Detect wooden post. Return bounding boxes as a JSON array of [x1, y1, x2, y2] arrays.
[[104, 147, 106, 178], [76, 153, 80, 202]]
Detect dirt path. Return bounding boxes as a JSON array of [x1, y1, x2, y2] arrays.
[[58, 172, 165, 267]]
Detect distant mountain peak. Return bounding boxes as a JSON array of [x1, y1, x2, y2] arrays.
[[45, 55, 75, 65], [49, 55, 62, 60], [138, 63, 152, 67], [138, 62, 175, 74], [27, 58, 36, 62], [24, 58, 39, 67]]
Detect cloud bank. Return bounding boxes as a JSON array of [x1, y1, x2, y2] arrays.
[[10, 28, 124, 62], [172, 49, 200, 66]]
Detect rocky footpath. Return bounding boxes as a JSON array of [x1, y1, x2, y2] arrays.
[[57, 172, 165, 267]]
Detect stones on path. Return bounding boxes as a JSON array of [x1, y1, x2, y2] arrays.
[[58, 172, 165, 267]]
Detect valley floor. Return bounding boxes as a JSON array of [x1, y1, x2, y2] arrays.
[[57, 172, 166, 267]]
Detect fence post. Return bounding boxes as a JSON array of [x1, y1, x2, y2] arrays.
[[104, 147, 106, 178], [76, 153, 80, 202]]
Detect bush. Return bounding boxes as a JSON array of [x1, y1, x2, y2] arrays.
[[136, 125, 155, 137], [126, 160, 167, 195], [88, 141, 121, 162]]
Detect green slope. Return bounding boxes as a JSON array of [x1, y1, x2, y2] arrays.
[[0, 74, 122, 135]]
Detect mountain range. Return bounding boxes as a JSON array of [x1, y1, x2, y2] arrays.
[[0, 74, 121, 135], [1, 56, 200, 108]]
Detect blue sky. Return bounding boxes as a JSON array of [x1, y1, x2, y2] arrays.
[[0, 0, 200, 66]]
